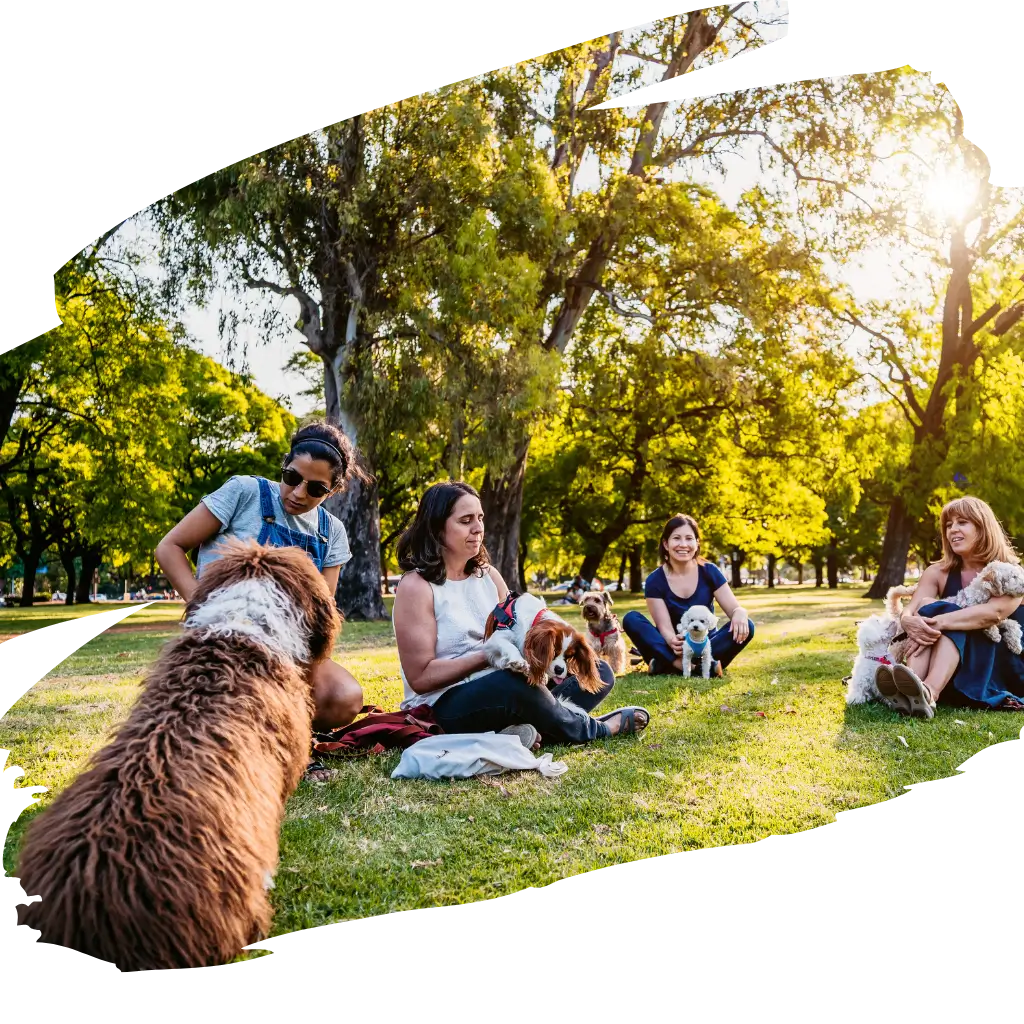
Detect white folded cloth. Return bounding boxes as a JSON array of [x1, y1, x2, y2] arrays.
[[391, 732, 568, 780]]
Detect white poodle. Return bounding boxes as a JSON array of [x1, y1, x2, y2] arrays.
[[677, 606, 718, 679], [845, 586, 914, 706]]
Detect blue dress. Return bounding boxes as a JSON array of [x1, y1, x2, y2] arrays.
[[918, 568, 1024, 707]]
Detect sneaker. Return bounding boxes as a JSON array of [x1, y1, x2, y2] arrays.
[[500, 723, 541, 750]]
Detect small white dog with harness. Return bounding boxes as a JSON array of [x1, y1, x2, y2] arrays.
[[677, 605, 718, 679]]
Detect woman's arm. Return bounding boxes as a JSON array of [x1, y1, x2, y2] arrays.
[[646, 597, 684, 655], [713, 583, 750, 642], [393, 572, 490, 694], [924, 594, 1023, 632], [897, 565, 946, 648], [321, 564, 341, 595], [485, 565, 510, 602], [154, 504, 225, 602]]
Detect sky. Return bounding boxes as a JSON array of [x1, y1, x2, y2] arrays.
[[105, 12, 983, 419]]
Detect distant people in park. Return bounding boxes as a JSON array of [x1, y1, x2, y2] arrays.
[[563, 574, 588, 604], [155, 421, 364, 731], [875, 496, 1024, 717], [391, 481, 650, 745], [622, 513, 754, 677]]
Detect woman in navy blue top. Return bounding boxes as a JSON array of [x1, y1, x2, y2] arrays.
[[622, 514, 754, 676]]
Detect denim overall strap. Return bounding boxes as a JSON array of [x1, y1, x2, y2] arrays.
[[316, 503, 330, 545], [256, 477, 277, 546]]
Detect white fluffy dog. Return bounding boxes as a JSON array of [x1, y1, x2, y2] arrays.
[[846, 586, 916, 705], [677, 605, 718, 679], [951, 561, 1024, 654]]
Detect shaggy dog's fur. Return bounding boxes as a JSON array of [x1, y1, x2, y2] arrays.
[[579, 591, 627, 675], [482, 592, 603, 692], [677, 606, 718, 680], [951, 561, 1024, 654], [15, 539, 339, 971], [845, 586, 915, 705]]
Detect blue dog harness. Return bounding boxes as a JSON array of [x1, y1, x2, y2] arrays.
[[685, 635, 710, 657], [256, 476, 330, 571]]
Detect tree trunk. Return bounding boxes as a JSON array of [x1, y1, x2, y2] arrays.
[[322, 351, 387, 621], [329, 469, 386, 620], [866, 497, 914, 598], [827, 537, 839, 590], [796, 561, 804, 585], [19, 549, 42, 607], [730, 549, 744, 590], [579, 551, 603, 582], [616, 550, 627, 590], [479, 437, 529, 588], [59, 550, 77, 606], [813, 554, 824, 588], [766, 554, 776, 590], [628, 545, 643, 593], [75, 546, 102, 604]]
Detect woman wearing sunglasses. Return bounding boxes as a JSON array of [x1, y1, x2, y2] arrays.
[[155, 421, 364, 731]]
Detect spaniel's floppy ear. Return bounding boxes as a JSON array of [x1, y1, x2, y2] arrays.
[[566, 634, 603, 694], [484, 611, 498, 640], [523, 622, 557, 688]]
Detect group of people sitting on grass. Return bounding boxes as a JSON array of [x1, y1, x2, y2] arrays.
[[155, 421, 1024, 757]]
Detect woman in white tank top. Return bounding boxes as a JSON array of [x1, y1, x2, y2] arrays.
[[391, 482, 650, 745]]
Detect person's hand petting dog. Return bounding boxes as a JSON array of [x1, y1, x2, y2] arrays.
[[900, 611, 944, 659], [662, 631, 685, 656], [729, 609, 750, 643]]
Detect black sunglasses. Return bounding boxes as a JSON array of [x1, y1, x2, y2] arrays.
[[281, 467, 332, 499]]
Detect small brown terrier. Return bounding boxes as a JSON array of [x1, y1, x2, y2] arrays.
[[579, 591, 627, 676], [16, 538, 339, 971]]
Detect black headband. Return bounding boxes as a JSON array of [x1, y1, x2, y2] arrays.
[[292, 437, 346, 462]]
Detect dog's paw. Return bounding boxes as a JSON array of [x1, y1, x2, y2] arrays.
[[507, 657, 529, 675]]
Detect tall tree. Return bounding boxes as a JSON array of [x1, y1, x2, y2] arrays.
[[471, 7, 905, 584]]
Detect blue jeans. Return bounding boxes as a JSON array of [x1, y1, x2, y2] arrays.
[[622, 610, 754, 673], [432, 660, 616, 744]]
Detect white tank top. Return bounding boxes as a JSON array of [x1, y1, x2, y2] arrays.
[[398, 569, 499, 709]]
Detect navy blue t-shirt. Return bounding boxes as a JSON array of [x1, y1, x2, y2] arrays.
[[644, 562, 728, 629]]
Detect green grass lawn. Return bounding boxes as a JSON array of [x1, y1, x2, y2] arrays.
[[3, 586, 1018, 937]]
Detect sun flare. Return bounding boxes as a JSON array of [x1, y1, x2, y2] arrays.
[[922, 167, 980, 224]]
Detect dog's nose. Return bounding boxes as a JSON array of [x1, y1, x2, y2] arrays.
[[554, 665, 565, 676]]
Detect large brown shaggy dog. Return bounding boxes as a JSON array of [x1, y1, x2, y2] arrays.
[[15, 538, 339, 971]]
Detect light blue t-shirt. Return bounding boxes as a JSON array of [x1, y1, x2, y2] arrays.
[[196, 475, 351, 576]]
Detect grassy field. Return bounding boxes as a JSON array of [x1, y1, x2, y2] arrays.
[[2, 586, 1018, 937]]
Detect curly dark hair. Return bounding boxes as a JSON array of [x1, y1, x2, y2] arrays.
[[396, 481, 490, 585], [282, 421, 359, 489]]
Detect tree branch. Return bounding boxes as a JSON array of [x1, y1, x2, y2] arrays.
[[580, 280, 656, 325], [838, 311, 926, 423]]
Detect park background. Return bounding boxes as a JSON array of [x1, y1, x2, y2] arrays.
[[1, 3, 1022, 616], [2, 6, 1024, 942]]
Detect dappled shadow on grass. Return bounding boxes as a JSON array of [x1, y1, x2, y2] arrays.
[[271, 614, 1022, 935], [7, 584, 1020, 942]]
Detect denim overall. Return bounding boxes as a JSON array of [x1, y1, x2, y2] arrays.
[[256, 477, 330, 571]]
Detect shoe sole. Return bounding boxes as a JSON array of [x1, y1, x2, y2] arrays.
[[893, 665, 935, 719], [874, 664, 911, 714]]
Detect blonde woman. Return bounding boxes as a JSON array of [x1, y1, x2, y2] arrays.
[[876, 496, 1024, 718]]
